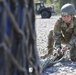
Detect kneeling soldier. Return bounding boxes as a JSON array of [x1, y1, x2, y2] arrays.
[[47, 3, 76, 61]]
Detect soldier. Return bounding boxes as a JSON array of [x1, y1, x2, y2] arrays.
[[47, 3, 76, 61]]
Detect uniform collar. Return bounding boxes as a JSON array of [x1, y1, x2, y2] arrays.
[[69, 20, 74, 28], [62, 19, 74, 28]]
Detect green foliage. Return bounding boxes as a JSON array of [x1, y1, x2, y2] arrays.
[[34, 0, 76, 15], [34, 0, 39, 2], [45, 0, 51, 4], [53, 2, 60, 12]]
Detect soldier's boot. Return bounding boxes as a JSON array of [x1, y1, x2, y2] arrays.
[[41, 30, 54, 59], [70, 47, 76, 61]]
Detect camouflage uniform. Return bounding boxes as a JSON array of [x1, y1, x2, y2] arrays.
[[41, 3, 76, 72], [48, 17, 76, 61]]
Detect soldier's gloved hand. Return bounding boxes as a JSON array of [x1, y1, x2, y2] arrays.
[[56, 48, 62, 55], [62, 46, 70, 51]]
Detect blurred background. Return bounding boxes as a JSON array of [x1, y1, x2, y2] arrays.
[[34, 0, 76, 15]]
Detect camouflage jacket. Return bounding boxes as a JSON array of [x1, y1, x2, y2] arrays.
[[54, 17, 76, 49]]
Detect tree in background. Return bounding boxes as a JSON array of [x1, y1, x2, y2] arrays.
[[60, 0, 72, 8]]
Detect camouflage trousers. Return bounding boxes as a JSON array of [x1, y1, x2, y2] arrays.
[[47, 30, 76, 61]]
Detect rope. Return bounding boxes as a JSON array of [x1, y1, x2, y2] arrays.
[[0, 0, 41, 75]]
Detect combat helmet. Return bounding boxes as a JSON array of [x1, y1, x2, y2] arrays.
[[61, 3, 76, 16]]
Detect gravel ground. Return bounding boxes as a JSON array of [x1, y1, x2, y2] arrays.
[[36, 16, 58, 56], [35, 15, 76, 75]]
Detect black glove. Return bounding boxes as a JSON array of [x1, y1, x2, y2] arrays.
[[53, 48, 63, 60], [55, 48, 63, 56], [62, 46, 70, 51]]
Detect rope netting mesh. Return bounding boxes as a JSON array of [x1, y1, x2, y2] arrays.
[[0, 0, 41, 75]]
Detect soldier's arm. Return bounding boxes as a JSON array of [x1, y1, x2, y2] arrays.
[[66, 26, 76, 49], [54, 19, 62, 49]]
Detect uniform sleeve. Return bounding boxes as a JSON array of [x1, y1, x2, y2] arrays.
[[54, 19, 62, 48], [66, 26, 76, 49]]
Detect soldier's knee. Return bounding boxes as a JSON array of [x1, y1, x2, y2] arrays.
[[48, 30, 54, 44], [48, 30, 54, 42], [48, 30, 53, 38]]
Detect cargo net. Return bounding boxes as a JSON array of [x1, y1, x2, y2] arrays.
[[0, 0, 41, 75]]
